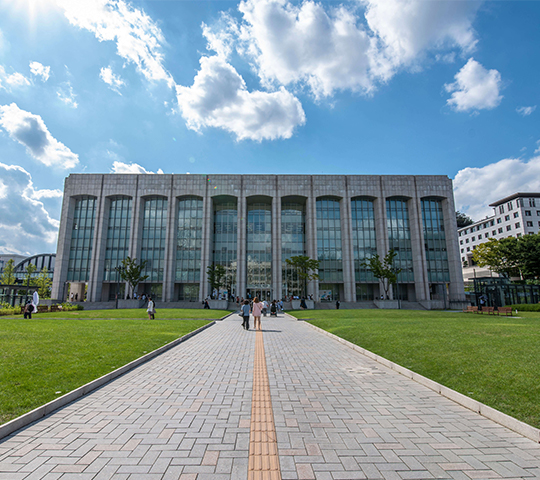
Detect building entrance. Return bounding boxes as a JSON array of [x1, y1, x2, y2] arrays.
[[246, 289, 272, 301]]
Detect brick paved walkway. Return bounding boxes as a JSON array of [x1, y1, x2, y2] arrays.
[[1, 314, 540, 480]]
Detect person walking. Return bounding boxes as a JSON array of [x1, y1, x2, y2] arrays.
[[251, 297, 264, 331], [147, 296, 155, 319], [241, 299, 251, 330], [336, 299, 340, 309]]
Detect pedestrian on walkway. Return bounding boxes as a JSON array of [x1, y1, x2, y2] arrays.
[[336, 299, 340, 309], [251, 297, 264, 331], [147, 296, 155, 319], [241, 299, 250, 330]]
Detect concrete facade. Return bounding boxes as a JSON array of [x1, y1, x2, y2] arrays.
[[51, 174, 466, 309]]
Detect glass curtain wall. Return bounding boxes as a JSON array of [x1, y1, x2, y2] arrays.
[[316, 197, 343, 301], [212, 197, 237, 298], [67, 196, 96, 282], [176, 196, 203, 301], [141, 196, 167, 299], [246, 200, 272, 300], [386, 198, 414, 293], [351, 197, 377, 301], [421, 198, 450, 283], [281, 199, 306, 299], [103, 197, 132, 294]]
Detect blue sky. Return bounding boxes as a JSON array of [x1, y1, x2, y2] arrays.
[[0, 0, 539, 256]]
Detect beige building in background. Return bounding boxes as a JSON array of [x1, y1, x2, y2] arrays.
[[51, 174, 466, 309]]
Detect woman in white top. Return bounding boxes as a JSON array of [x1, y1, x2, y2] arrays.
[[251, 297, 264, 331], [147, 297, 155, 320]]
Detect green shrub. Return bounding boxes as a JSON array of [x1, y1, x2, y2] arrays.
[[61, 302, 84, 311], [0, 305, 22, 316], [508, 304, 540, 312]]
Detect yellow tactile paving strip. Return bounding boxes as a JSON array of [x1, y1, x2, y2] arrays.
[[248, 330, 282, 480]]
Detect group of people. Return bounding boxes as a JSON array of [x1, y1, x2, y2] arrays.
[[240, 298, 280, 331]]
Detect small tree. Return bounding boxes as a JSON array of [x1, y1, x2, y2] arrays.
[[285, 255, 319, 298], [472, 237, 521, 278], [35, 267, 53, 298], [361, 250, 402, 300], [0, 259, 16, 285], [207, 264, 226, 298], [115, 257, 149, 298], [24, 263, 37, 286]]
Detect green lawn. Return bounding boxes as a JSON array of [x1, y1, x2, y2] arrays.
[[291, 309, 540, 429], [0, 309, 229, 425]]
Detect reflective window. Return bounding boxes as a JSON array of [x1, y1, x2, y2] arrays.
[[351, 197, 377, 283], [67, 196, 96, 282], [421, 198, 450, 283], [104, 196, 132, 281], [247, 201, 272, 296], [386, 198, 414, 282], [281, 200, 306, 298], [141, 196, 167, 282], [176, 196, 203, 283], [213, 198, 237, 294], [316, 198, 343, 283]]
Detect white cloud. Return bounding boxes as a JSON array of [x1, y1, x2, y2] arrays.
[[58, 0, 173, 86], [111, 161, 163, 174], [29, 61, 51, 81], [176, 55, 305, 141], [516, 105, 536, 117], [0, 163, 60, 255], [0, 103, 79, 169], [0, 65, 31, 90], [535, 140, 540, 155], [445, 58, 503, 112], [56, 82, 78, 108], [233, 0, 376, 98], [363, 0, 479, 69], [204, 0, 481, 99], [99, 66, 125, 94], [454, 156, 540, 221]]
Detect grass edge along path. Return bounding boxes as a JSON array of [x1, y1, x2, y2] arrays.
[[291, 309, 540, 430], [0, 309, 229, 427]]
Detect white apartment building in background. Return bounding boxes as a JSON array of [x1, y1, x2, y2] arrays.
[[458, 192, 540, 281]]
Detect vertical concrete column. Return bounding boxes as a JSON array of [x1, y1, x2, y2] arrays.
[[272, 191, 282, 300], [87, 176, 105, 302], [409, 187, 429, 302], [163, 177, 175, 302], [200, 186, 212, 301], [306, 185, 318, 300], [129, 179, 143, 298], [443, 195, 466, 304], [341, 185, 355, 302], [237, 194, 247, 298], [374, 179, 389, 299], [51, 190, 75, 302]]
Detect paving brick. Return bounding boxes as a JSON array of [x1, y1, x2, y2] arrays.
[[1, 314, 540, 480]]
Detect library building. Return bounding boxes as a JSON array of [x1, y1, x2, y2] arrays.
[[51, 174, 466, 309]]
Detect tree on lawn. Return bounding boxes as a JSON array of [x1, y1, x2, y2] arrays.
[[207, 264, 226, 298], [285, 255, 319, 298], [24, 263, 37, 286], [517, 233, 540, 279], [472, 237, 521, 278], [35, 267, 53, 298], [0, 259, 16, 285], [115, 257, 149, 298], [361, 250, 402, 300]]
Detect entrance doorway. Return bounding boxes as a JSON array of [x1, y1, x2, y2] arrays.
[[246, 289, 272, 301]]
